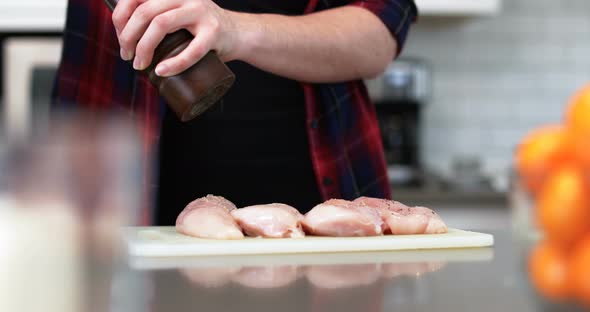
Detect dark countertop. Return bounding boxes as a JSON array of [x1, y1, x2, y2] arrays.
[[109, 230, 587, 312], [391, 187, 507, 206]]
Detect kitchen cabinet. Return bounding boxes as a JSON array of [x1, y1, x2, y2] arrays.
[[0, 0, 66, 32], [416, 0, 501, 16], [0, 0, 502, 32]]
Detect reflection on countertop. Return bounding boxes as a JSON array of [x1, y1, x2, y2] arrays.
[[179, 261, 445, 291], [125, 248, 492, 312], [149, 258, 451, 312]]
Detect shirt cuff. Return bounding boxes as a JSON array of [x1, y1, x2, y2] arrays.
[[349, 0, 418, 56]]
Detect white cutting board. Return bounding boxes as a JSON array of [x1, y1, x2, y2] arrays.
[[123, 226, 494, 257], [128, 247, 494, 270]]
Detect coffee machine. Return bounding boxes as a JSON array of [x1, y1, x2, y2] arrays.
[[366, 58, 431, 187]]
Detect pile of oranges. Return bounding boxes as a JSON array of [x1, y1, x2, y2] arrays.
[[516, 83, 590, 305]]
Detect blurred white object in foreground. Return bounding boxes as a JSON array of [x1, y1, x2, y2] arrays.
[[0, 111, 146, 312], [0, 196, 81, 312]]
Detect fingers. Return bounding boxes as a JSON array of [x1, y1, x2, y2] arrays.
[[117, 0, 181, 61], [112, 0, 145, 33], [155, 28, 215, 77], [112, 0, 146, 50], [134, 8, 197, 70]]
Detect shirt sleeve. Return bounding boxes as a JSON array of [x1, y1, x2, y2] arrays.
[[348, 0, 418, 56]]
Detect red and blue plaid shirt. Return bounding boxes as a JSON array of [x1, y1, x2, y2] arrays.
[[52, 0, 417, 224]]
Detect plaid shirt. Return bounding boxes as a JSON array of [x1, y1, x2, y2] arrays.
[[302, 0, 417, 201], [52, 0, 417, 224]]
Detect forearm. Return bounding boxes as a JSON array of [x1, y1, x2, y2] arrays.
[[228, 6, 397, 83]]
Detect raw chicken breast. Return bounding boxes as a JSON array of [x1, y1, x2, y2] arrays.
[[176, 195, 244, 240], [386, 206, 448, 235], [411, 206, 448, 234], [302, 199, 383, 236], [305, 264, 381, 289], [176, 194, 237, 220], [233, 266, 300, 289], [231, 203, 305, 238], [386, 207, 430, 235], [353, 197, 408, 233], [354, 197, 448, 235]]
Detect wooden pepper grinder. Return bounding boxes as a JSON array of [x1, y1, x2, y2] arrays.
[[103, 0, 235, 121]]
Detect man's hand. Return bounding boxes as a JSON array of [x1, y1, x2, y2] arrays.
[[112, 0, 238, 77]]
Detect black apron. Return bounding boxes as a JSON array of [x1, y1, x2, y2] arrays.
[[155, 0, 322, 225]]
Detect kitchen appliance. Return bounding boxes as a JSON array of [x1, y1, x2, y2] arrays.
[[123, 227, 493, 257], [103, 0, 235, 122], [367, 58, 431, 187]]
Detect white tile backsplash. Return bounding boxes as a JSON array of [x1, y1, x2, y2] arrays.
[[398, 0, 590, 183]]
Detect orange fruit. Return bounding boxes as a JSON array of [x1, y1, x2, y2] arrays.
[[565, 83, 590, 168], [568, 236, 590, 306], [528, 240, 570, 300], [536, 165, 590, 245], [515, 125, 568, 194]]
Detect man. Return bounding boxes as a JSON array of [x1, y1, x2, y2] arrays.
[[52, 0, 418, 225]]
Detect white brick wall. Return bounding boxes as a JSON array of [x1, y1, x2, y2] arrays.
[[398, 0, 590, 185]]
